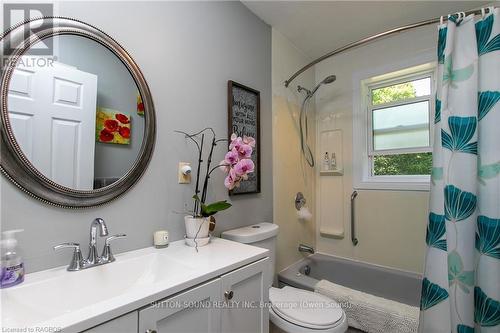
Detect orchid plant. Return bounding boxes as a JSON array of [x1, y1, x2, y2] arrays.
[[176, 128, 256, 219]]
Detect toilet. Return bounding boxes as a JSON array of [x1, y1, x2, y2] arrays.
[[221, 223, 348, 333]]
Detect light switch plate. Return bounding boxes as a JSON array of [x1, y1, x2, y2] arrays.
[[178, 162, 191, 184]]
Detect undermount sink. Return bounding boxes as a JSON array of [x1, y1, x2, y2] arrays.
[[1, 237, 268, 332]]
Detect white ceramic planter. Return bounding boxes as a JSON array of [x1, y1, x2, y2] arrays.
[[184, 216, 210, 238]]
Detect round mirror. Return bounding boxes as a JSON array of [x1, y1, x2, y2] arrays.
[[1, 17, 156, 208]]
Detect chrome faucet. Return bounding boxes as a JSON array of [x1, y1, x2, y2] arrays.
[[54, 218, 126, 271], [87, 217, 109, 264], [298, 243, 315, 254]]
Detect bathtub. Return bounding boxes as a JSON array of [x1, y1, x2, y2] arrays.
[[278, 253, 422, 307]]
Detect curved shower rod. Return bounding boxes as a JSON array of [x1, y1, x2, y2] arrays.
[[284, 7, 497, 88]]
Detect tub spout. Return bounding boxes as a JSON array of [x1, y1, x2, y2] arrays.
[[298, 244, 314, 254]]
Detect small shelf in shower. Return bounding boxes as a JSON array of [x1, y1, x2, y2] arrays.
[[318, 128, 345, 240], [320, 169, 344, 176]]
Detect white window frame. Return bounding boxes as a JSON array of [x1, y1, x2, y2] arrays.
[[353, 54, 436, 191]]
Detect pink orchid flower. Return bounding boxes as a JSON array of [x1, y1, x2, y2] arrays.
[[229, 136, 243, 151], [224, 168, 237, 190], [234, 159, 255, 178], [224, 149, 239, 165], [238, 144, 253, 159], [219, 160, 230, 173], [243, 136, 256, 147]]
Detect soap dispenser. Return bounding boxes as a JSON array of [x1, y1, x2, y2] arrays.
[[1, 229, 24, 288]]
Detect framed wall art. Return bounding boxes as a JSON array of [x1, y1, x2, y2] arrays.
[[96, 108, 131, 145], [227, 80, 261, 195]]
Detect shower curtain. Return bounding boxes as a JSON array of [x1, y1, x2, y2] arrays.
[[419, 8, 500, 333]]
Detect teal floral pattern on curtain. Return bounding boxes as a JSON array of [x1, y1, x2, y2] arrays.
[[419, 8, 500, 333]]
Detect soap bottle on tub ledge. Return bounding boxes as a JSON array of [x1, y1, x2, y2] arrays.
[[330, 152, 337, 170], [323, 152, 330, 171], [0, 229, 25, 288]]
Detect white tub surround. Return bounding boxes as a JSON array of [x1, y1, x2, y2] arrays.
[[1, 238, 269, 333]]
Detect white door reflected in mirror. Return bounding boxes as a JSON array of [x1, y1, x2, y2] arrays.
[[6, 35, 146, 191], [9, 58, 98, 190]]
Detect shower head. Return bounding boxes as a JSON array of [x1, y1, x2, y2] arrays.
[[310, 74, 336, 96], [297, 75, 336, 98], [322, 75, 337, 84]]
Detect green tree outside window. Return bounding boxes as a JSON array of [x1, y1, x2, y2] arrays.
[[372, 82, 416, 105], [371, 81, 432, 176]]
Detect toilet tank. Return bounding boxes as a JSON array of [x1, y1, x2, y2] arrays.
[[221, 222, 279, 287]]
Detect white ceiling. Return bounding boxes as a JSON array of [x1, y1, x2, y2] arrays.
[[243, 1, 494, 60]]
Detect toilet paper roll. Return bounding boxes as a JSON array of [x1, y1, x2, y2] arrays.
[[297, 207, 312, 222]]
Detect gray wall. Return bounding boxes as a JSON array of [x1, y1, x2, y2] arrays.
[[57, 35, 145, 181], [0, 1, 272, 273]]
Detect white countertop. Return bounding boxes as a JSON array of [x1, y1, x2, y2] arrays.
[[0, 237, 268, 332]]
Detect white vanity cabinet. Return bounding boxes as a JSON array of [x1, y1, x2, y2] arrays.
[[138, 258, 269, 333], [139, 278, 222, 333], [220, 259, 269, 333]]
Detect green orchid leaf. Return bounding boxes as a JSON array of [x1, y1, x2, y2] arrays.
[[201, 200, 232, 217]]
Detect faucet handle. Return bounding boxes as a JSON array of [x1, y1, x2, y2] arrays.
[[101, 234, 126, 263], [54, 242, 80, 251], [105, 234, 127, 245], [53, 242, 84, 271]]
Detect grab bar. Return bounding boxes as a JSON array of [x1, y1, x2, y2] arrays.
[[350, 191, 359, 246]]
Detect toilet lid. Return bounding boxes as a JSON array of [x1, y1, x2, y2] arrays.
[[269, 287, 344, 329]]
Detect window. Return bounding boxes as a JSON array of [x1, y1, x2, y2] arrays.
[[353, 62, 435, 191]]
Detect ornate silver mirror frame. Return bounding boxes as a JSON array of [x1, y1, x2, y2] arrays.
[[0, 17, 156, 208]]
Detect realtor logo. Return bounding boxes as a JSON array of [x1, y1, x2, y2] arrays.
[[3, 3, 54, 56]]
